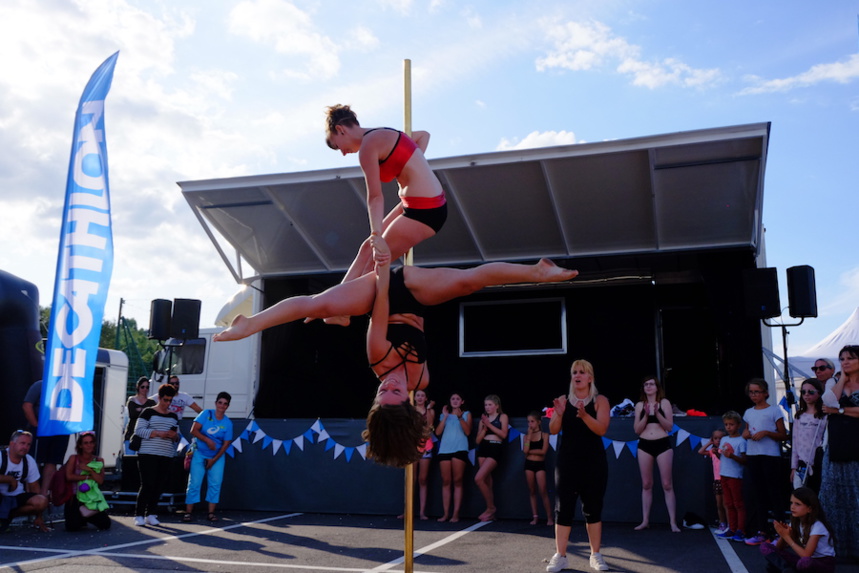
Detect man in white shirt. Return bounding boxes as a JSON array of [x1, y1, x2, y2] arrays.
[[151, 376, 202, 418], [0, 431, 49, 533]]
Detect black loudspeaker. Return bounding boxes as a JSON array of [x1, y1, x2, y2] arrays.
[[149, 299, 172, 340], [787, 265, 818, 318], [743, 268, 781, 319], [170, 298, 201, 339]]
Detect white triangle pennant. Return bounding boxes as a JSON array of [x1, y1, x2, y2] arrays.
[[356, 443, 368, 459], [549, 434, 558, 450], [311, 419, 323, 433], [271, 439, 282, 455], [232, 439, 243, 453], [294, 435, 305, 451], [244, 421, 255, 432], [253, 429, 266, 443], [675, 428, 690, 446], [334, 444, 345, 459], [317, 430, 330, 442], [612, 440, 625, 458]]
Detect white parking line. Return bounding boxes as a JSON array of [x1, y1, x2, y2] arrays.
[[0, 512, 303, 570], [710, 528, 749, 573], [365, 520, 492, 572]]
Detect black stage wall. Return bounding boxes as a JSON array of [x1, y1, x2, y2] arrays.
[[254, 249, 766, 420], [212, 417, 730, 525]]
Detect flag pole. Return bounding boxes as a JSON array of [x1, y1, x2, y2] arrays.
[[402, 57, 415, 573]]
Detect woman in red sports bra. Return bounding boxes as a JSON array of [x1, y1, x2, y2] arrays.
[[325, 104, 447, 309]]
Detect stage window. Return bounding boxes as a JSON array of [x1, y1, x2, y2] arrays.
[[459, 298, 567, 357]]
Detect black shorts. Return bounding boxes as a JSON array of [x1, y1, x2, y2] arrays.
[[436, 450, 468, 463], [477, 440, 504, 461], [403, 202, 447, 233], [637, 436, 671, 458], [524, 459, 546, 473], [35, 434, 69, 465]]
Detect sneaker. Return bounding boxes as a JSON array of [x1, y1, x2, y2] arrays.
[[133, 516, 145, 526], [589, 552, 609, 571], [731, 531, 746, 542], [744, 532, 767, 546], [683, 518, 705, 530], [546, 553, 568, 572], [716, 529, 734, 539], [714, 523, 729, 535], [145, 515, 160, 526]]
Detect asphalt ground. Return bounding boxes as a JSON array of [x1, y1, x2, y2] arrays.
[[2, 510, 857, 573]]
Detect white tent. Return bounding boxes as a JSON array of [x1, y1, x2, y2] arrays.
[[787, 307, 859, 379]]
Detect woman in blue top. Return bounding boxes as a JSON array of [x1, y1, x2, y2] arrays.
[[184, 392, 233, 522], [435, 392, 471, 523]]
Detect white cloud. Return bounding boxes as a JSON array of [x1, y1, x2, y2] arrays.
[[738, 54, 859, 95], [496, 130, 578, 151], [228, 0, 340, 80], [536, 19, 721, 89]]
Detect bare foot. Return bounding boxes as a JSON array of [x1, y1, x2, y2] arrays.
[[634, 522, 650, 531], [323, 316, 351, 327], [547, 519, 554, 526], [437, 515, 449, 523], [530, 515, 539, 525], [213, 315, 252, 342], [419, 515, 429, 521], [536, 259, 578, 283], [479, 510, 496, 522], [450, 515, 460, 523], [671, 524, 682, 533]]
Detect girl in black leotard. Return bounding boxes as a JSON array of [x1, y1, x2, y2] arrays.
[[523, 411, 553, 526], [474, 394, 509, 522], [546, 360, 611, 573], [633, 375, 680, 532]]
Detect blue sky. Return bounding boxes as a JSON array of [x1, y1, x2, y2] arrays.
[[1, 0, 857, 356]]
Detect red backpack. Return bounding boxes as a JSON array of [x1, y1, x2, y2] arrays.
[[50, 463, 74, 507]]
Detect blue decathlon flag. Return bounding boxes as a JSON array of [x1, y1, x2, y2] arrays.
[[38, 52, 119, 437]]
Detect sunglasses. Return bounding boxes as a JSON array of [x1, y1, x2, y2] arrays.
[[811, 366, 830, 372], [801, 389, 818, 396]]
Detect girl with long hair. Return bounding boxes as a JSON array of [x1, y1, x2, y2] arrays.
[[474, 394, 509, 522], [791, 378, 826, 492], [760, 487, 836, 573], [632, 375, 679, 532], [523, 411, 553, 526]]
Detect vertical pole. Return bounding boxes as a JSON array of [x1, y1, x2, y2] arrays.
[[402, 57, 415, 573]]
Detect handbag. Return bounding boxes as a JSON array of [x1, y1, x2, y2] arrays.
[[794, 418, 825, 488], [827, 411, 859, 462], [129, 434, 142, 452]]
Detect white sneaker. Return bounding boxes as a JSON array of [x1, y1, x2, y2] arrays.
[[133, 516, 145, 526], [589, 552, 609, 571], [145, 515, 160, 526], [546, 552, 569, 572]]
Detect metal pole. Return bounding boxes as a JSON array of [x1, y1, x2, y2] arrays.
[[402, 57, 415, 573]]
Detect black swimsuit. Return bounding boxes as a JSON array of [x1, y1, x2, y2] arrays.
[[370, 267, 427, 385]]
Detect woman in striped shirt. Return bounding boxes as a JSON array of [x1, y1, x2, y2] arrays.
[[133, 384, 179, 526]]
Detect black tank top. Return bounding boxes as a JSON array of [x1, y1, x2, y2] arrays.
[[558, 399, 605, 460]]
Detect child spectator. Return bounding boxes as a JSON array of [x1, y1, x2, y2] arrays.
[[698, 429, 727, 533], [523, 411, 553, 526], [716, 411, 748, 542], [791, 379, 826, 493], [742, 378, 789, 546], [760, 486, 836, 573]]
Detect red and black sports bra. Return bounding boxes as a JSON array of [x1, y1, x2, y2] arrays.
[[365, 128, 418, 183]]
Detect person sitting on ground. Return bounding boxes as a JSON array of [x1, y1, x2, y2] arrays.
[[216, 235, 577, 467], [0, 430, 49, 533], [63, 432, 111, 532]]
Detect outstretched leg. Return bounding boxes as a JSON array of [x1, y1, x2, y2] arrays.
[[406, 259, 577, 306], [214, 273, 377, 341]]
